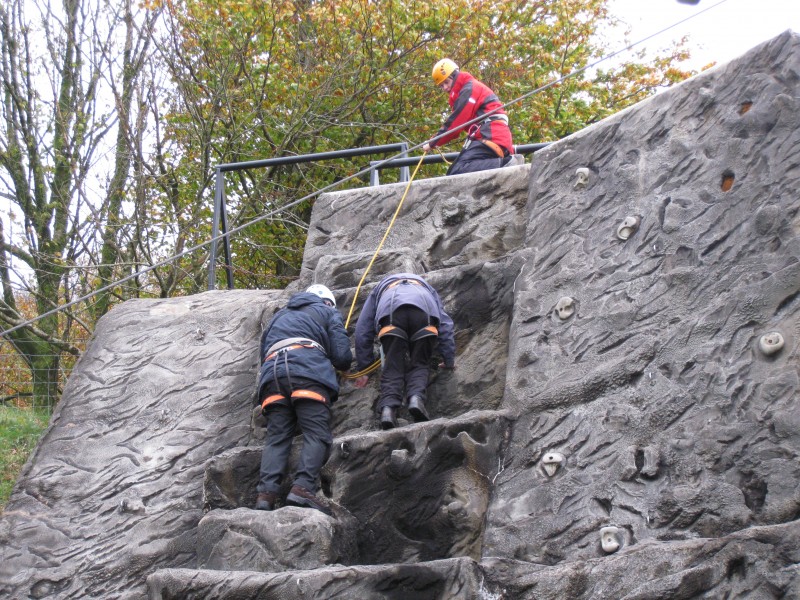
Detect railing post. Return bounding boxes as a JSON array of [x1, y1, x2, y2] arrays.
[[208, 168, 224, 290], [399, 143, 410, 183], [220, 187, 234, 290], [369, 161, 381, 187]]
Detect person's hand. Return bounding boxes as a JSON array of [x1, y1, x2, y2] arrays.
[[422, 143, 431, 152], [353, 375, 369, 388], [439, 362, 455, 371]]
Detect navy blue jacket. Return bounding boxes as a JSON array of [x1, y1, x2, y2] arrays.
[[354, 274, 455, 370], [258, 292, 352, 400]]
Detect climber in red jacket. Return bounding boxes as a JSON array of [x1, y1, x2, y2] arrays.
[[423, 58, 514, 176]]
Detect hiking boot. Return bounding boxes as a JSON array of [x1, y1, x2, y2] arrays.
[[255, 491, 278, 511], [407, 395, 430, 423], [380, 406, 397, 430], [285, 485, 333, 516]]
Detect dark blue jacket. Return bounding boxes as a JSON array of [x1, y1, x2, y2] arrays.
[[258, 292, 352, 400], [354, 274, 455, 370]]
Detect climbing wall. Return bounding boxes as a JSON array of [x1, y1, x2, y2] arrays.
[[2, 31, 799, 600]]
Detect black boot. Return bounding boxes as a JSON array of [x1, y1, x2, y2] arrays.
[[380, 406, 397, 430], [407, 395, 430, 423]]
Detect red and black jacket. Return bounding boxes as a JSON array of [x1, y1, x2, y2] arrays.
[[431, 71, 513, 156]]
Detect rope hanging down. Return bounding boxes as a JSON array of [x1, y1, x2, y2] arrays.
[[340, 152, 428, 380]]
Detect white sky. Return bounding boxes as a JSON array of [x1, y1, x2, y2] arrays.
[[608, 0, 800, 70]]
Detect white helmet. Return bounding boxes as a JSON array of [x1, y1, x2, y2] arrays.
[[306, 284, 336, 307]]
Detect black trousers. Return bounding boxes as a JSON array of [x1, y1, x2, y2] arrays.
[[379, 305, 436, 411], [257, 378, 332, 495], [447, 141, 506, 176]]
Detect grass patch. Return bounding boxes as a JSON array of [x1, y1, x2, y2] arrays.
[[0, 405, 48, 512]]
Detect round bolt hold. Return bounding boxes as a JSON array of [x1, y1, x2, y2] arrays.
[[600, 526, 621, 553], [759, 332, 785, 356], [574, 167, 590, 189], [555, 297, 575, 320], [541, 451, 565, 477], [340, 441, 351, 459], [617, 215, 641, 240]]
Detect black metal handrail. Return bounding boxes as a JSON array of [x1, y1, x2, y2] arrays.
[[368, 142, 550, 185], [208, 141, 551, 289]]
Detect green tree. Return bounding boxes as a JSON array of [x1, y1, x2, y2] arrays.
[[153, 0, 694, 290], [0, 0, 157, 406]]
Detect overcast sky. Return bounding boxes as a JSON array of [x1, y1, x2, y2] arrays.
[[608, 0, 799, 70]]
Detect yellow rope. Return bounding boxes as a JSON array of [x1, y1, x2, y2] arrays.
[[340, 152, 427, 380], [434, 147, 451, 165]]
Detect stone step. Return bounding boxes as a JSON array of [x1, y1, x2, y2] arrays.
[[147, 557, 501, 599], [204, 410, 512, 568], [197, 506, 357, 573]]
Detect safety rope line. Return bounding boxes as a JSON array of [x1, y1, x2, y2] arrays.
[[434, 147, 451, 165], [339, 152, 428, 380], [0, 0, 729, 340]]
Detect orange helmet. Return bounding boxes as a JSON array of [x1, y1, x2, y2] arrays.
[[432, 58, 458, 86]]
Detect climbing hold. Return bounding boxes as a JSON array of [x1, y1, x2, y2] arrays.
[[555, 297, 575, 320], [639, 446, 660, 479], [721, 172, 735, 192], [340, 441, 351, 459], [388, 448, 412, 479], [118, 498, 146, 514], [600, 526, 621, 553], [574, 167, 590, 189], [541, 451, 565, 477], [616, 216, 640, 240], [759, 332, 784, 356]]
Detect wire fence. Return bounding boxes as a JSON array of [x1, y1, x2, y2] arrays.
[[0, 343, 87, 415]]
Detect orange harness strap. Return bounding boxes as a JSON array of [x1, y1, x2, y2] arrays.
[[378, 324, 404, 339], [481, 139, 506, 158], [261, 394, 286, 411], [410, 324, 438, 342], [386, 278, 422, 290], [291, 389, 326, 403], [261, 389, 326, 411]]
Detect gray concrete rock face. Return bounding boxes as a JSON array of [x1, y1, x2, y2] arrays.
[[486, 30, 800, 585], [0, 291, 280, 599], [1, 31, 799, 600]]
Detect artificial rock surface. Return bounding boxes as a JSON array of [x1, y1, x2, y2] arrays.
[[1, 31, 799, 599]]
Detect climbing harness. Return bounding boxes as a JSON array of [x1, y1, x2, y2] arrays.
[[264, 337, 324, 361], [378, 324, 438, 342], [261, 336, 328, 411], [261, 387, 327, 411], [376, 278, 440, 346]]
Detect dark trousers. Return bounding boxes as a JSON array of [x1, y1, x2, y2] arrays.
[[379, 305, 436, 411], [447, 141, 507, 176], [257, 378, 332, 495]]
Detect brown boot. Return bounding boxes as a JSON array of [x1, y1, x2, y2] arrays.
[[285, 485, 333, 516], [255, 491, 278, 511]]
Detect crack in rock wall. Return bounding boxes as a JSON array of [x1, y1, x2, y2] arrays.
[[1, 31, 799, 600]]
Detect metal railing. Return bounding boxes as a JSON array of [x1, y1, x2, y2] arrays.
[[209, 143, 411, 290], [368, 143, 551, 185], [208, 141, 551, 290]]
